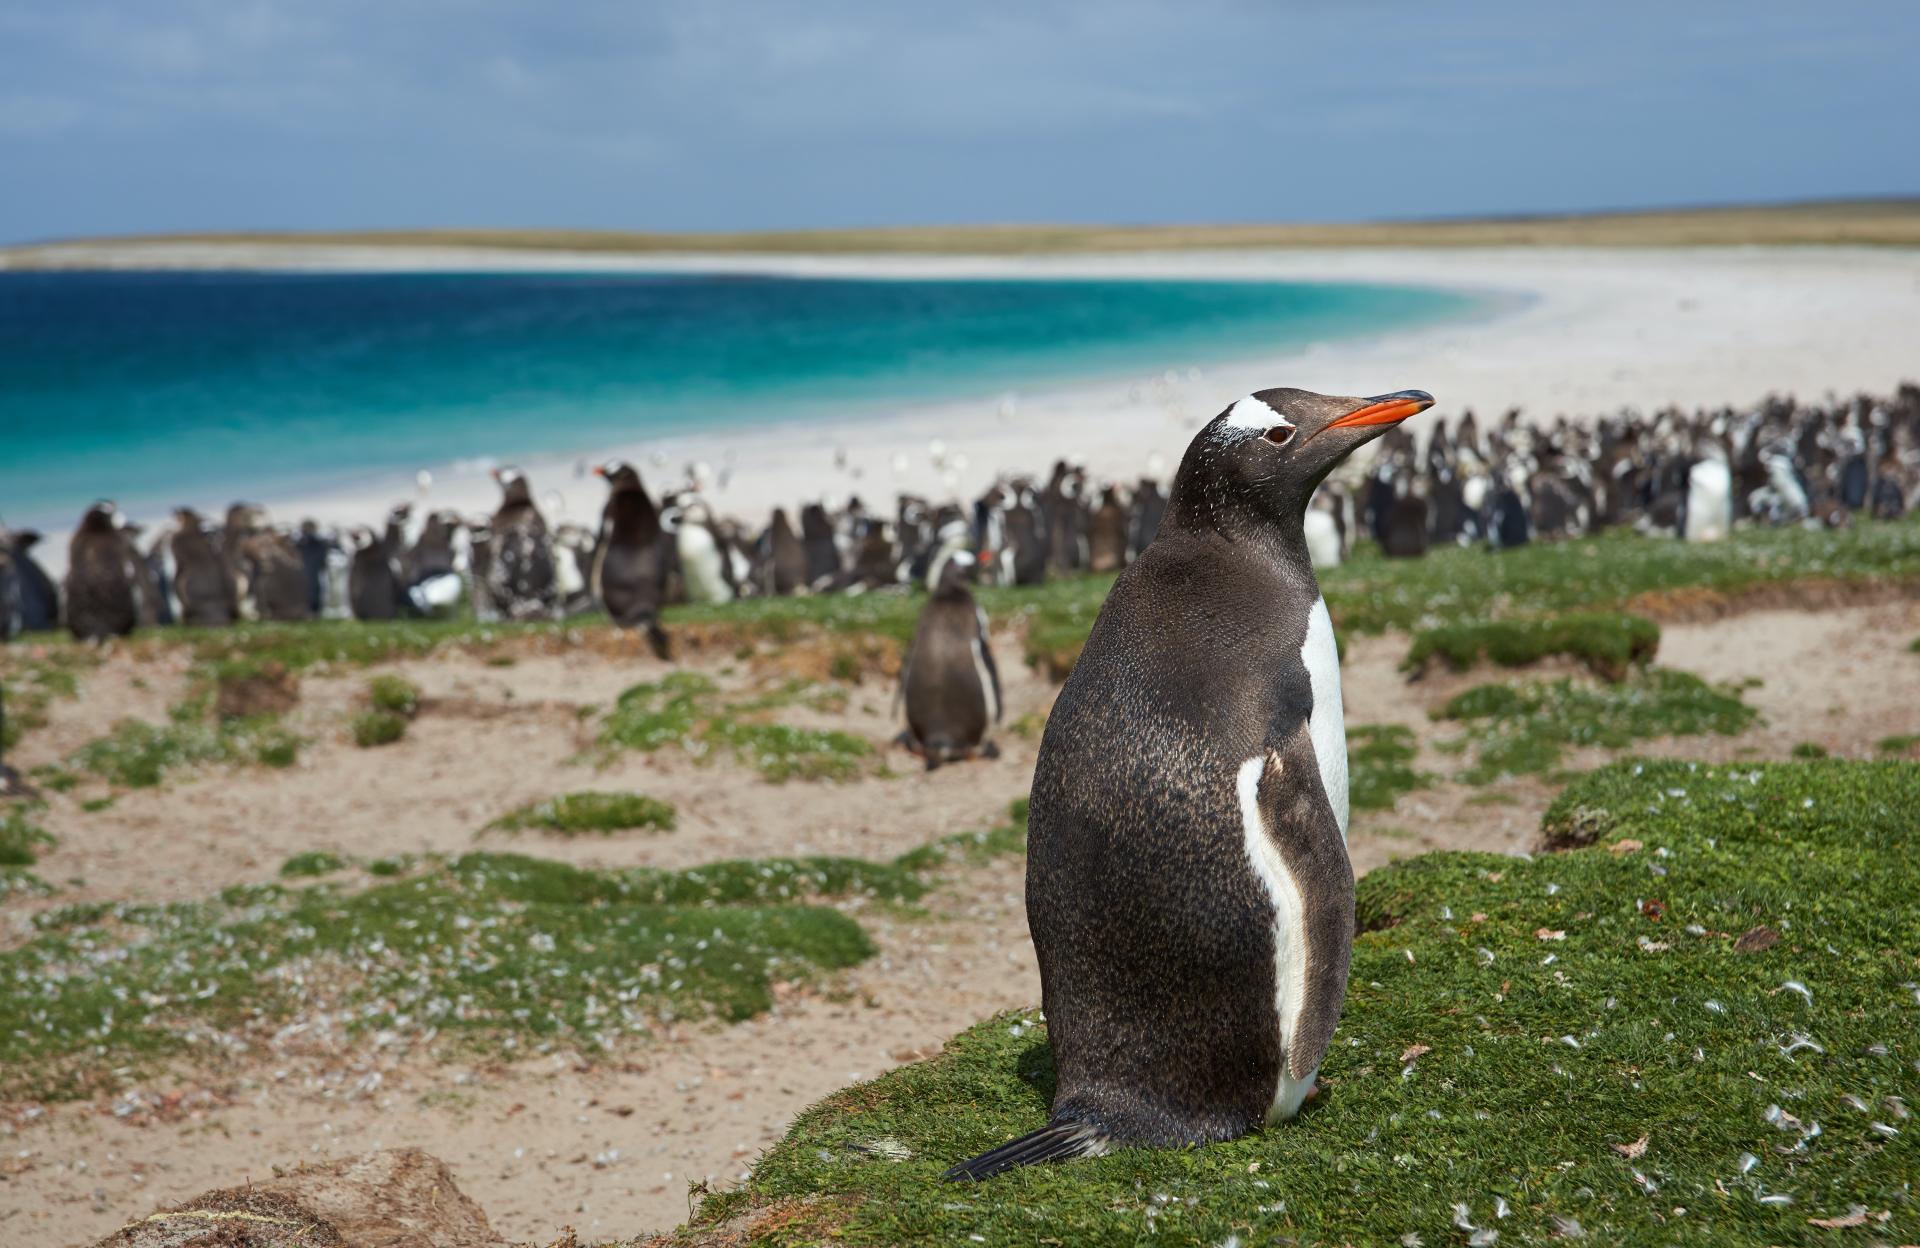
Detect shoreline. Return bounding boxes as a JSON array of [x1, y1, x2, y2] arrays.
[[10, 245, 1920, 579]]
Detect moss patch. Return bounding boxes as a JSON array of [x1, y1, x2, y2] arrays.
[[279, 850, 348, 878], [1437, 668, 1757, 784], [351, 710, 407, 748], [486, 792, 678, 837], [0, 649, 96, 752], [599, 674, 872, 783], [676, 760, 1920, 1247], [69, 714, 302, 788], [366, 673, 422, 718], [1876, 733, 1919, 756], [1404, 612, 1659, 680], [1347, 724, 1434, 811]]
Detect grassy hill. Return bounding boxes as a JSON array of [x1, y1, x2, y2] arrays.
[[10, 198, 1920, 259], [652, 759, 1920, 1247]]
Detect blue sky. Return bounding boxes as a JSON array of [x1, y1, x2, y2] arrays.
[[1, 1, 1913, 242]]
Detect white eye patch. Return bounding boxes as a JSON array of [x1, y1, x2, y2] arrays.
[[1227, 395, 1295, 434]]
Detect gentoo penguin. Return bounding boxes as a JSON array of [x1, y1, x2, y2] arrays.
[[238, 526, 314, 621], [294, 521, 338, 617], [1303, 492, 1344, 569], [765, 509, 808, 596], [1005, 485, 1050, 586], [1128, 478, 1167, 560], [799, 503, 841, 588], [590, 461, 671, 659], [347, 527, 403, 621], [672, 498, 736, 604], [168, 509, 237, 627], [121, 521, 165, 628], [1682, 441, 1734, 543], [1380, 476, 1430, 559], [486, 469, 557, 620], [65, 503, 141, 641], [897, 551, 1001, 770], [945, 386, 1433, 1181], [1087, 486, 1129, 572], [6, 531, 60, 632]]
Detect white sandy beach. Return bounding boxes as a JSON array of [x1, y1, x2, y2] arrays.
[[8, 242, 1919, 573]]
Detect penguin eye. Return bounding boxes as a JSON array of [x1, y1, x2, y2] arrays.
[[1263, 424, 1297, 447]]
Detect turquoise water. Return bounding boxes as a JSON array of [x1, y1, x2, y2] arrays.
[[0, 271, 1479, 526]]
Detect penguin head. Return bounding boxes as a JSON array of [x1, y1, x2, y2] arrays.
[[1171, 388, 1434, 534], [595, 461, 643, 492], [934, 549, 980, 594], [492, 467, 533, 506]]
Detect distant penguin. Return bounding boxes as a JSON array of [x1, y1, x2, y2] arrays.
[[169, 509, 237, 627], [766, 508, 808, 596], [1683, 446, 1734, 543], [465, 521, 499, 621], [1304, 494, 1344, 569], [1381, 477, 1430, 559], [6, 531, 59, 632], [551, 523, 597, 616], [65, 503, 140, 641], [898, 551, 1001, 770], [1128, 479, 1167, 560], [0, 540, 21, 642], [590, 461, 671, 659], [348, 527, 403, 621], [674, 499, 736, 604], [799, 503, 841, 588], [1006, 486, 1050, 586], [295, 521, 337, 617], [945, 386, 1433, 1181], [240, 527, 314, 621], [487, 469, 557, 620], [1087, 486, 1128, 572]]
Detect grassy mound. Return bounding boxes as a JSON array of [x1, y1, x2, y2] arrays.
[[600, 673, 872, 782], [69, 714, 301, 787], [1347, 724, 1434, 811], [1404, 612, 1660, 680], [671, 760, 1920, 1247], [1436, 667, 1757, 783], [0, 800, 1030, 1100], [486, 791, 678, 836], [350, 709, 408, 748], [366, 673, 422, 717]]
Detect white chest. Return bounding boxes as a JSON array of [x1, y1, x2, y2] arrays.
[[1301, 596, 1349, 839]]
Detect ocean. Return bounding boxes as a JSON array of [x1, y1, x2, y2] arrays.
[[0, 270, 1479, 529]]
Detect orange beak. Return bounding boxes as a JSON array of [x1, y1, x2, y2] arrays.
[[1323, 390, 1436, 431], [592, 465, 607, 478]]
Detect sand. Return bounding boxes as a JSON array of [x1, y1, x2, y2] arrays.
[[5, 596, 1917, 1245], [13, 244, 1920, 580]]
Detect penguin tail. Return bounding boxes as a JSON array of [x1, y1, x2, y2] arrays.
[[942, 1120, 1110, 1182]]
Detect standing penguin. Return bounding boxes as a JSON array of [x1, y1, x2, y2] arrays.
[[799, 503, 842, 589], [1087, 486, 1129, 572], [898, 551, 1001, 770], [6, 532, 60, 632], [765, 508, 808, 596], [167, 509, 237, 627], [65, 503, 141, 641], [347, 527, 403, 621], [486, 469, 557, 620], [945, 386, 1433, 1180], [590, 461, 671, 660]]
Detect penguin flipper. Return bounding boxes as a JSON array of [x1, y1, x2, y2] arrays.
[[942, 1120, 1108, 1182]]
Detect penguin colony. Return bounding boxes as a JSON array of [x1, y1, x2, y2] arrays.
[[8, 384, 1918, 648]]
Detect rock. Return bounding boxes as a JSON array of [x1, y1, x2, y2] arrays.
[[96, 1149, 501, 1248]]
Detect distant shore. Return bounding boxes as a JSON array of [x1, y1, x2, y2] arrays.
[[5, 198, 1920, 262], [10, 243, 1920, 581]]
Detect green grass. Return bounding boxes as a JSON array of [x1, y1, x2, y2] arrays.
[[350, 710, 408, 748], [1791, 742, 1830, 759], [0, 809, 53, 868], [600, 673, 873, 782], [366, 673, 422, 717], [279, 850, 348, 878], [1876, 733, 1919, 755], [68, 714, 303, 788], [486, 791, 678, 836], [673, 759, 1920, 1247], [1346, 725, 1434, 811], [1404, 612, 1659, 680], [1437, 668, 1758, 784], [0, 799, 1030, 1100], [0, 650, 96, 751]]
